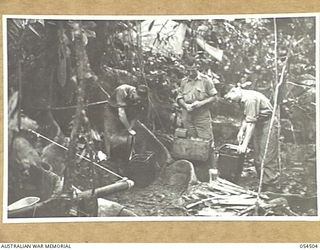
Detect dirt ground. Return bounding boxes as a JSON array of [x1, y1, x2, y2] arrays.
[[76, 142, 317, 217]]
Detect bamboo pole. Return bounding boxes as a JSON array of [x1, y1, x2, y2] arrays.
[[255, 51, 290, 212], [274, 18, 282, 185], [255, 21, 292, 211]]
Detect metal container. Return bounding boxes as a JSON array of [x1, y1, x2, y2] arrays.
[[171, 138, 211, 161], [126, 151, 156, 188], [217, 144, 245, 183], [209, 168, 219, 183], [174, 128, 188, 138]]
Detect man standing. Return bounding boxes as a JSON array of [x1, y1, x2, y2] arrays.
[[176, 65, 218, 175], [176, 65, 217, 141], [103, 84, 148, 160], [224, 86, 280, 192]]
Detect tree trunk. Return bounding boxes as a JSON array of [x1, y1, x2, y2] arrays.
[[63, 22, 87, 194]]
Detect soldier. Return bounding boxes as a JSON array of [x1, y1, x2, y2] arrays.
[[224, 86, 280, 192], [176, 64, 218, 173], [176, 64, 217, 140], [103, 84, 149, 161]]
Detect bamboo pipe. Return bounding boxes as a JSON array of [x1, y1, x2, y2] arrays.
[[8, 179, 134, 218], [77, 179, 134, 198]]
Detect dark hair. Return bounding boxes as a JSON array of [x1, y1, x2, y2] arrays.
[[136, 85, 149, 99]]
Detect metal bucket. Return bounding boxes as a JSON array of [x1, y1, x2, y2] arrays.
[[110, 134, 134, 161], [126, 152, 156, 188], [217, 144, 245, 183]]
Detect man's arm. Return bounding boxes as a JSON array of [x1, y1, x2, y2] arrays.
[[176, 79, 194, 112], [177, 98, 194, 112], [238, 98, 259, 153], [118, 107, 135, 134], [115, 86, 136, 135], [191, 95, 217, 109], [237, 119, 247, 143], [191, 76, 217, 109], [238, 122, 255, 154]]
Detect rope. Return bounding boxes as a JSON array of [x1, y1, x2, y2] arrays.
[[28, 129, 124, 180]]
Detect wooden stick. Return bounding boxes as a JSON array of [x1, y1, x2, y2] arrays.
[[237, 205, 256, 216], [210, 199, 257, 206], [217, 178, 269, 199], [208, 182, 241, 195], [186, 197, 217, 209], [217, 178, 243, 189]]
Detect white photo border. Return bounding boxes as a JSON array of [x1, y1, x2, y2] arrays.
[[3, 13, 320, 223]]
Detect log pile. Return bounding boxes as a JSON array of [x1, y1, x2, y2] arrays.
[[182, 177, 298, 216]]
